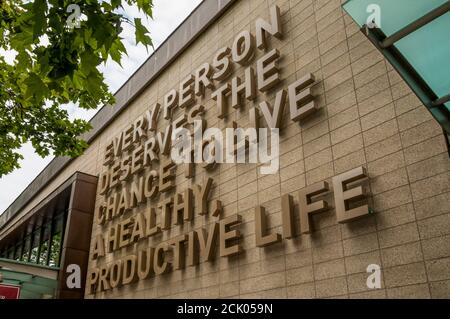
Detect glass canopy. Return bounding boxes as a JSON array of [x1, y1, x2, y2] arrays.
[[343, 0, 450, 134], [0, 264, 57, 299]]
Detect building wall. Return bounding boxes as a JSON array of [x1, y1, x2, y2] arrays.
[[4, 0, 450, 299]]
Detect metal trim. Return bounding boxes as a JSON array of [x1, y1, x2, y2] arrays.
[[444, 129, 450, 158], [433, 93, 450, 107], [380, 1, 450, 48]]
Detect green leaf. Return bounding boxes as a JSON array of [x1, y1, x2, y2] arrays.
[[0, 0, 154, 176], [111, 0, 122, 9], [9, 27, 34, 50], [32, 0, 47, 39], [109, 39, 127, 66], [137, 0, 153, 18], [80, 50, 100, 77], [134, 18, 152, 47], [24, 72, 48, 100]]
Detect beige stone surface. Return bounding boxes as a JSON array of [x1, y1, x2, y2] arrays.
[[2, 0, 450, 299]]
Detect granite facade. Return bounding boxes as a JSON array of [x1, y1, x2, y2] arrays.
[[1, 0, 449, 299]]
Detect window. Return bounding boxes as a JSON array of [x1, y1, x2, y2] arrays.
[[29, 229, 41, 263], [49, 214, 64, 267], [14, 243, 22, 261], [8, 246, 14, 259], [1, 208, 68, 267], [48, 233, 62, 267], [21, 236, 31, 261], [38, 222, 51, 266]]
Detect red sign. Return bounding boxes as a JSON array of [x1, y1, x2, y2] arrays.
[[0, 284, 20, 299]]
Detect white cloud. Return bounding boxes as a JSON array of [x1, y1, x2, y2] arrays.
[[0, 0, 202, 214], [0, 48, 17, 64]]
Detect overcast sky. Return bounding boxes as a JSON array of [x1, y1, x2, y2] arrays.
[[0, 0, 203, 214]]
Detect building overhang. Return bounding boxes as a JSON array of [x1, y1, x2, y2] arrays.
[[0, 259, 58, 299], [0, 172, 98, 298]]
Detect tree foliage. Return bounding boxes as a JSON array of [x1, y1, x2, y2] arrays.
[[0, 0, 153, 176]]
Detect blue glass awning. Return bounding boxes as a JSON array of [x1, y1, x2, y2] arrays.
[[0, 268, 57, 299], [0, 258, 58, 299], [343, 0, 450, 135]]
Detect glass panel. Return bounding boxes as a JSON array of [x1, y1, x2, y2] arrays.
[[48, 232, 61, 267], [343, 0, 450, 127], [1, 207, 68, 267], [29, 230, 40, 263], [21, 236, 31, 261], [396, 13, 450, 104], [343, 0, 450, 100], [49, 215, 64, 267], [38, 240, 49, 265], [38, 223, 51, 266], [343, 0, 448, 36], [14, 243, 22, 261], [8, 246, 14, 259]]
